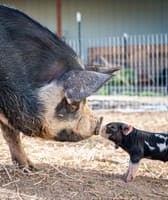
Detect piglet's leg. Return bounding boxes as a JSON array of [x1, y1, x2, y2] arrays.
[[1, 124, 34, 169], [125, 160, 140, 182]]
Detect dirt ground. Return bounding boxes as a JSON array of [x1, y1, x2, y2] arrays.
[[0, 111, 168, 200]]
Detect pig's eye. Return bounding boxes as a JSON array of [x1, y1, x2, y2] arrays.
[[109, 125, 117, 131], [55, 98, 80, 119], [67, 102, 80, 113]]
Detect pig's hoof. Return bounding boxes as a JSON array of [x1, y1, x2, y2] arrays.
[[13, 158, 36, 171]]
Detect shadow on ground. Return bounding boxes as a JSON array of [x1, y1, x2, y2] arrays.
[[0, 163, 167, 200]]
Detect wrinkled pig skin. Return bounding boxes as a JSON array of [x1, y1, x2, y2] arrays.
[[0, 5, 119, 168]]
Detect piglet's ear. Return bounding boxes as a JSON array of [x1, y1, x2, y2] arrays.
[[62, 70, 112, 101], [122, 124, 133, 135]]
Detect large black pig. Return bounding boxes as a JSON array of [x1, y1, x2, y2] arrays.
[[0, 5, 119, 168]]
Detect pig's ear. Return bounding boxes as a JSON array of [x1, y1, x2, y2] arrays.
[[122, 124, 133, 135], [62, 70, 112, 101]]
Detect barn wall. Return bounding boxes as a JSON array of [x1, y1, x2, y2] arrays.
[[0, 0, 57, 33], [62, 0, 168, 39]]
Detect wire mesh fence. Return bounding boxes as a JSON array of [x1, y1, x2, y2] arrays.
[[66, 34, 168, 111]]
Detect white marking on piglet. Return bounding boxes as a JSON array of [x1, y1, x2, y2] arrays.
[[157, 142, 168, 152], [145, 141, 155, 151], [155, 134, 168, 140], [154, 134, 168, 152]]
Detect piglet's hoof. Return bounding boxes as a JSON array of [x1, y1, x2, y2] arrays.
[[125, 175, 134, 182], [123, 171, 134, 182]]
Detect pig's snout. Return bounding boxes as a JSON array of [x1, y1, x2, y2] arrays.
[[99, 125, 109, 139], [94, 116, 103, 135]]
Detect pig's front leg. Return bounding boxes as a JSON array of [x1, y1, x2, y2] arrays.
[[1, 124, 34, 169], [125, 160, 140, 182]]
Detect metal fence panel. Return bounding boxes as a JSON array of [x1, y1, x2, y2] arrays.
[[66, 34, 168, 111]]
